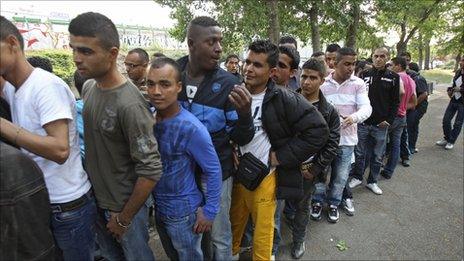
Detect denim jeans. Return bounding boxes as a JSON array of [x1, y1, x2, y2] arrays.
[[407, 108, 425, 151], [95, 198, 154, 261], [352, 123, 388, 184], [289, 179, 314, 244], [384, 116, 407, 176], [442, 101, 464, 144], [155, 211, 203, 260], [272, 199, 285, 255], [51, 190, 97, 261], [202, 177, 233, 260], [400, 126, 410, 160], [312, 146, 354, 207]]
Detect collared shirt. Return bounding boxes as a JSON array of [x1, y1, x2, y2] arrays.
[[321, 73, 372, 146]]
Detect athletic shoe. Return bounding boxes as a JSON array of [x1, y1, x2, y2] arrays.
[[380, 170, 391, 179], [436, 140, 447, 146], [341, 198, 355, 216], [232, 253, 239, 261], [310, 202, 322, 221], [348, 178, 362, 189], [401, 159, 410, 167], [366, 183, 383, 195], [240, 246, 252, 253], [414, 148, 419, 153], [291, 242, 306, 259], [445, 143, 454, 150], [327, 205, 339, 223]]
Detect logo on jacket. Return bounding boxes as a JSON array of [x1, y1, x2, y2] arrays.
[[212, 82, 221, 93], [186, 85, 198, 103]]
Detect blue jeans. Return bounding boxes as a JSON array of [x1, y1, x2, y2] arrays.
[[51, 190, 97, 261], [207, 177, 233, 260], [155, 212, 203, 260], [96, 198, 154, 261], [272, 200, 285, 255], [384, 116, 407, 176], [352, 124, 388, 184], [400, 126, 410, 160], [312, 146, 354, 206], [407, 108, 425, 151], [442, 101, 464, 144]]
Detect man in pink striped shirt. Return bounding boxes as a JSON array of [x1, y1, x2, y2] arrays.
[[310, 47, 372, 222], [381, 57, 417, 178]]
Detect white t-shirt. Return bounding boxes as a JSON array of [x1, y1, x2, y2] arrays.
[[239, 90, 272, 168], [3, 68, 91, 203]]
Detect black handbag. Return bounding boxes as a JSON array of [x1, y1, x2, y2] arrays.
[[235, 152, 269, 191]]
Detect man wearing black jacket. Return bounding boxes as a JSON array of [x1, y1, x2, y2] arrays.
[[288, 58, 340, 259], [177, 16, 254, 260], [230, 40, 328, 260], [349, 47, 400, 195]]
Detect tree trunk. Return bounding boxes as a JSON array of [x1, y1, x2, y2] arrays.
[[424, 37, 431, 70], [309, 0, 321, 52], [267, 0, 280, 44], [418, 32, 423, 70], [455, 53, 462, 72], [345, 0, 360, 49]]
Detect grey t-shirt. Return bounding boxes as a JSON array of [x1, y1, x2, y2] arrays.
[[82, 79, 162, 211]]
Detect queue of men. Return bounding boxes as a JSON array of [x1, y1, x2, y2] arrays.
[[1, 11, 460, 261]]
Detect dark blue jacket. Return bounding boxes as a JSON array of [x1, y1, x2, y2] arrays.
[[177, 56, 255, 180]]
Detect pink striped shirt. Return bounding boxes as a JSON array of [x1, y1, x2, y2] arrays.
[[321, 73, 372, 146], [397, 71, 416, 117]]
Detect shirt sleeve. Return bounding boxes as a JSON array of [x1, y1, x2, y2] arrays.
[[121, 103, 163, 181], [352, 81, 372, 123], [187, 126, 222, 221], [34, 81, 73, 127]]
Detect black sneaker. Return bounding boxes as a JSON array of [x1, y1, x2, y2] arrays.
[[291, 242, 306, 259], [327, 205, 339, 223], [380, 170, 391, 179], [401, 159, 410, 167], [310, 202, 322, 221]]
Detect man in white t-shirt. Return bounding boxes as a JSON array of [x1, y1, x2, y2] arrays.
[[230, 40, 328, 260], [0, 16, 96, 260]]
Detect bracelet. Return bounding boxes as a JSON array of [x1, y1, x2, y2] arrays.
[[14, 127, 22, 145], [116, 215, 130, 229]]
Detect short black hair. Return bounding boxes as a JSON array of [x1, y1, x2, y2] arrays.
[[27, 56, 53, 72], [311, 51, 325, 58], [278, 45, 300, 70], [326, 43, 341, 53], [400, 52, 412, 59], [355, 60, 369, 73], [68, 12, 119, 49], [409, 62, 420, 72], [128, 48, 149, 63], [392, 57, 407, 70], [336, 47, 357, 62], [248, 39, 279, 68], [187, 16, 220, 39], [150, 57, 181, 82], [152, 52, 165, 59], [225, 54, 240, 64], [302, 58, 326, 78], [279, 35, 298, 49], [73, 70, 87, 95], [0, 16, 24, 51]]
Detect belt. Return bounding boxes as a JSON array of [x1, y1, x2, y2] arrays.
[[51, 190, 92, 213]]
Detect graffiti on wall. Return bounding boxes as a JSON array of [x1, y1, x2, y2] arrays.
[[11, 20, 183, 50]]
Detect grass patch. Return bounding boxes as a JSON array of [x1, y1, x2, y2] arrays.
[[422, 69, 454, 85]]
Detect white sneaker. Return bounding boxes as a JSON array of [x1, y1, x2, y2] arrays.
[[342, 198, 355, 216], [445, 143, 454, 150], [366, 183, 383, 195], [232, 253, 239, 261], [348, 178, 362, 189], [436, 140, 448, 146], [271, 254, 275, 261]]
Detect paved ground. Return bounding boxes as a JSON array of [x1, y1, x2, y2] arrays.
[[149, 84, 463, 260]]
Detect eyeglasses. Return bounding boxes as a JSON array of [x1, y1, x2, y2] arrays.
[[124, 62, 145, 69]]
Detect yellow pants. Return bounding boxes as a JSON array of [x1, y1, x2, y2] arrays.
[[230, 170, 277, 261]]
